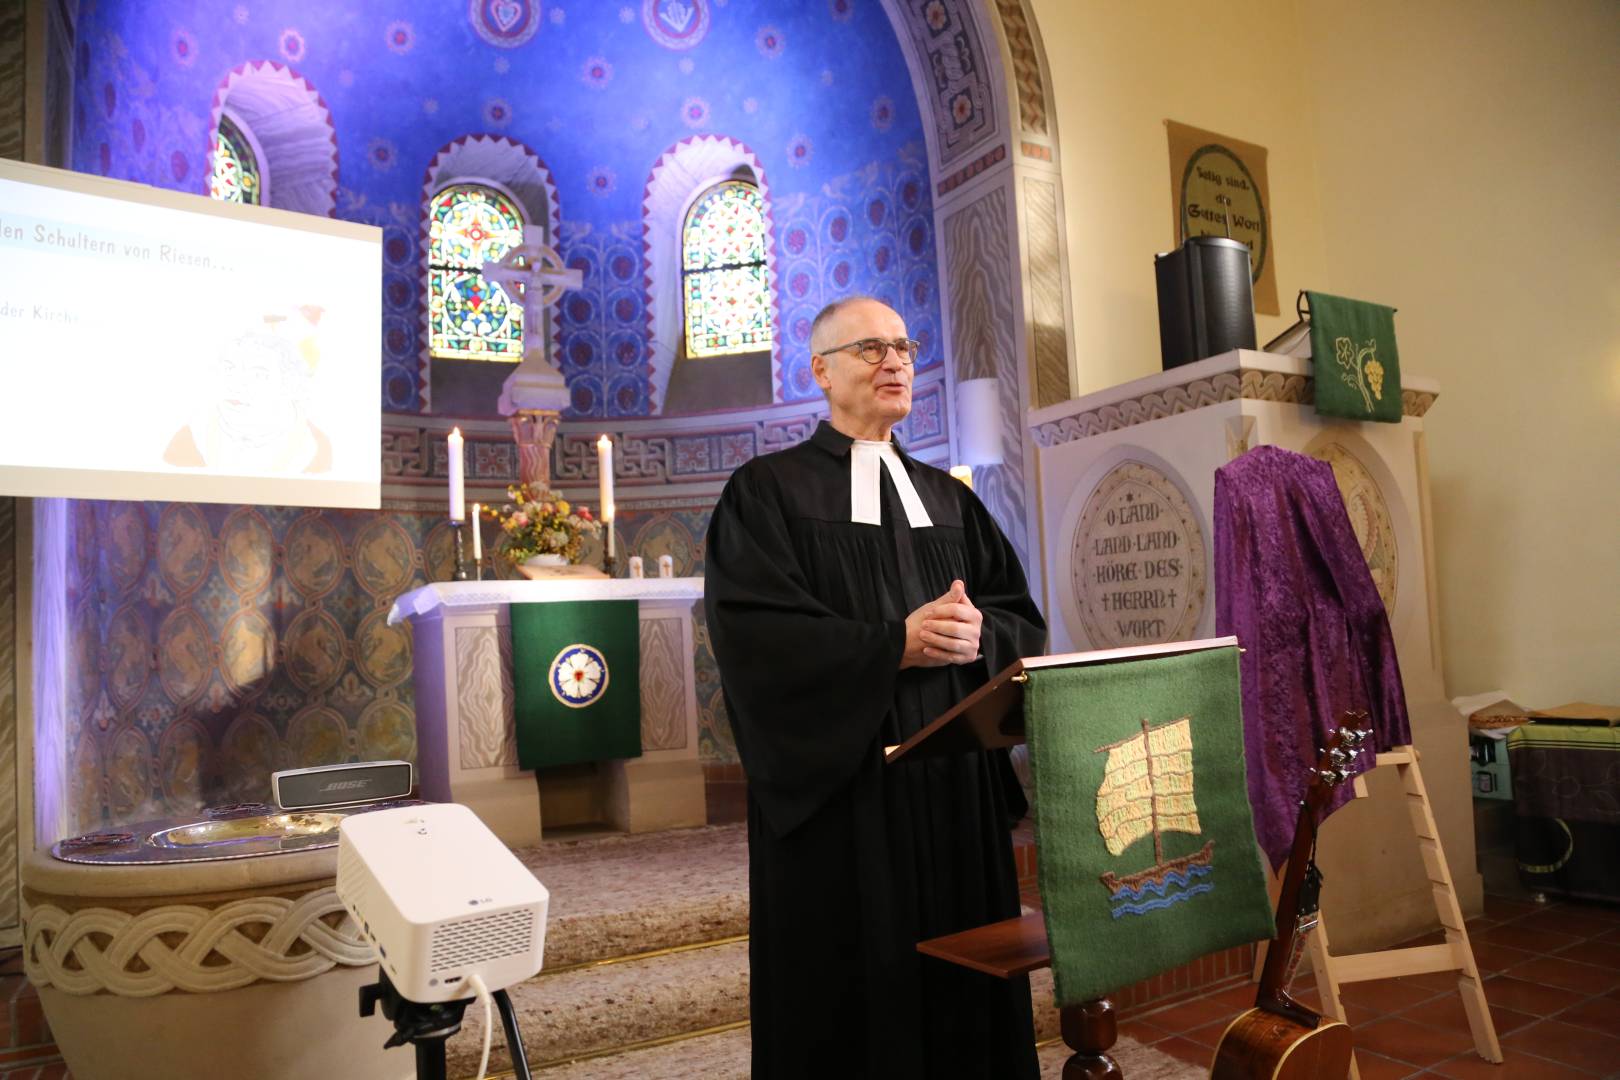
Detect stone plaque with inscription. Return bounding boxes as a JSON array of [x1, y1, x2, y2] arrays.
[[1070, 461, 1207, 648]]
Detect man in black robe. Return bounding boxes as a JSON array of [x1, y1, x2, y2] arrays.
[[704, 296, 1045, 1078]]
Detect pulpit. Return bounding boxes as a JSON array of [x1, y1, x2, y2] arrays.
[[388, 577, 706, 847], [1026, 347, 1478, 949]]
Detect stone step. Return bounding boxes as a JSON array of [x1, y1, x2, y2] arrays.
[[458, 1005, 1198, 1080], [445, 943, 1062, 1078], [446, 938, 750, 1076], [512, 825, 748, 969]]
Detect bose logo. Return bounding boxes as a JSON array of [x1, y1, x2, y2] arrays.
[[320, 779, 373, 793]]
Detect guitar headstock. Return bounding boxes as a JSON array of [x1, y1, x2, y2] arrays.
[[1306, 712, 1373, 803]]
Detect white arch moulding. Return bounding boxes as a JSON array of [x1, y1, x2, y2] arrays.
[[207, 61, 338, 217], [641, 135, 779, 414], [415, 134, 563, 412]]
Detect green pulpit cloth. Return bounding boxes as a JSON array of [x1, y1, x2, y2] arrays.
[[509, 600, 642, 770], [1025, 646, 1273, 1007], [1307, 290, 1403, 422]]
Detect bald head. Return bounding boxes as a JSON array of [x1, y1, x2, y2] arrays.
[[809, 296, 913, 441], [809, 296, 897, 355]]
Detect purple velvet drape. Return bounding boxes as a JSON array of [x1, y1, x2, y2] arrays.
[[1214, 445, 1412, 868]]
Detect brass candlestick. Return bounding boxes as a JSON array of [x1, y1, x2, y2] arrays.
[[450, 521, 469, 581]]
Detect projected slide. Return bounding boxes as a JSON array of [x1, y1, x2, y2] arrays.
[[0, 160, 381, 509]]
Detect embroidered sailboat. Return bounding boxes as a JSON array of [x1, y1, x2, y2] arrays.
[[1094, 716, 1216, 918]]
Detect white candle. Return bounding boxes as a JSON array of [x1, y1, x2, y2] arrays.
[[471, 503, 482, 560], [628, 555, 644, 578], [597, 434, 615, 524], [949, 464, 974, 490], [658, 554, 674, 579], [607, 520, 616, 560], [447, 428, 465, 522]]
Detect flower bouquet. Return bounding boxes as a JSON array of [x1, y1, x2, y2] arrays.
[[482, 483, 605, 578]]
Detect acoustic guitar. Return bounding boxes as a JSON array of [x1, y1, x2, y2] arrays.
[[1210, 717, 1371, 1080]]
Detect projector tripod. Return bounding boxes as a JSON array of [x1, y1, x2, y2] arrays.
[[360, 969, 532, 1080]]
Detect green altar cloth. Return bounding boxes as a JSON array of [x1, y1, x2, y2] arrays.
[[510, 600, 642, 770], [1307, 290, 1403, 422], [1025, 646, 1274, 1007]]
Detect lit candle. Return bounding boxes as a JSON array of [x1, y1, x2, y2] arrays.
[[949, 464, 974, 491], [597, 434, 615, 523], [447, 428, 465, 522], [597, 434, 615, 559], [471, 503, 482, 561]]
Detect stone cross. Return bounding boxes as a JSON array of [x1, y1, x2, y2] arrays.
[[481, 225, 583, 486]]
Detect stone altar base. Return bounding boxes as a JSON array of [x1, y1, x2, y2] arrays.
[[392, 579, 709, 848]]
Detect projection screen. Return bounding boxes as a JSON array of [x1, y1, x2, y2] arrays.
[[0, 159, 382, 509]]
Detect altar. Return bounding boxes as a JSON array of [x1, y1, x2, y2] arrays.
[[389, 577, 707, 847]]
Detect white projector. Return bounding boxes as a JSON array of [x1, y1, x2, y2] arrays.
[[337, 803, 548, 1003]]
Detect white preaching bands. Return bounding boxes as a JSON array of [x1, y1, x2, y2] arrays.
[[850, 440, 933, 528]]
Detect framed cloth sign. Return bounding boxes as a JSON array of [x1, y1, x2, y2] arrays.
[[1166, 120, 1278, 315]]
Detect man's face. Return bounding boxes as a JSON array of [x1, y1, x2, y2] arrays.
[[811, 300, 913, 436]]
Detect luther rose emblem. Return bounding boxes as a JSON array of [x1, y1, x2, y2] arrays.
[[549, 644, 610, 708]]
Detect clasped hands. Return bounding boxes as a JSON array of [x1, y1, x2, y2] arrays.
[[900, 579, 982, 669]]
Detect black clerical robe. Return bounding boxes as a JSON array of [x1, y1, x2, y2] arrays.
[[704, 421, 1045, 1079]]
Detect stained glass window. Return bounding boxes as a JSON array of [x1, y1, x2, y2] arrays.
[[208, 115, 260, 205], [428, 184, 526, 361], [683, 181, 773, 358]]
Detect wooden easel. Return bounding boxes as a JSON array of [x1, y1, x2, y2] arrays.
[[1300, 746, 1503, 1078]]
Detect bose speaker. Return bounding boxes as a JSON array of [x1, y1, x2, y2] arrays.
[[1153, 235, 1257, 370], [273, 760, 415, 811]]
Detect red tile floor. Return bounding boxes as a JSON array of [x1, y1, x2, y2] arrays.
[[3, 893, 1618, 1078], [1114, 892, 1620, 1079]]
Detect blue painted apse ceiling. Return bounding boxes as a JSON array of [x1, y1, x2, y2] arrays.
[[71, 0, 944, 418]]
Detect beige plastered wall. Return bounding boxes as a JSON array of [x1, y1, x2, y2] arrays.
[[1030, 0, 1619, 706]]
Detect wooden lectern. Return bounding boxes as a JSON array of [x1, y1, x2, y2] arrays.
[[887, 639, 1238, 1079]]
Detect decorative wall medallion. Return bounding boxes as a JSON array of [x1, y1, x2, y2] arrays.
[[642, 0, 709, 51], [629, 515, 697, 576], [354, 518, 415, 597], [104, 504, 150, 595], [157, 608, 212, 706], [284, 514, 344, 598], [73, 735, 105, 830], [159, 720, 209, 811], [1070, 461, 1207, 648], [287, 705, 349, 767], [73, 502, 97, 582], [157, 504, 211, 596], [220, 609, 276, 694], [106, 604, 152, 710], [1309, 442, 1398, 615], [222, 713, 279, 803], [219, 509, 273, 595], [358, 699, 416, 762], [469, 0, 542, 48], [549, 644, 609, 708], [355, 608, 412, 688], [284, 608, 345, 693], [424, 521, 456, 583], [108, 728, 153, 821]]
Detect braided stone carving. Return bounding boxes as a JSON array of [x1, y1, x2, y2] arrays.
[[24, 887, 376, 997]]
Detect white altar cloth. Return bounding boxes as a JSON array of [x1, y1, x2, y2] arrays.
[[389, 577, 705, 626]]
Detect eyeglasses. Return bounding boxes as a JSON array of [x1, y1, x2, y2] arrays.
[[819, 337, 920, 365]]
